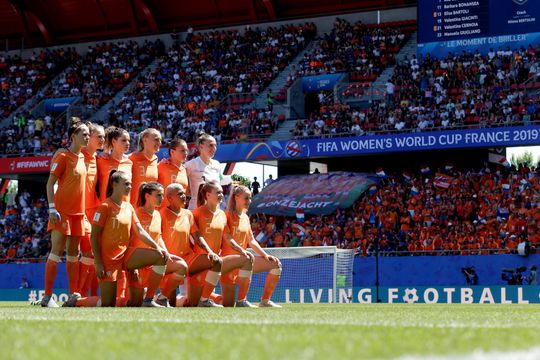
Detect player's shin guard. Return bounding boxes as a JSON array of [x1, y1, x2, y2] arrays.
[[116, 271, 127, 298], [262, 268, 282, 301], [162, 273, 184, 300], [201, 271, 221, 300], [44, 254, 60, 296], [237, 269, 253, 301], [66, 255, 80, 294], [146, 265, 166, 300]]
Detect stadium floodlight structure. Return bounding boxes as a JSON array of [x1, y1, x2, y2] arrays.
[[247, 247, 355, 303]]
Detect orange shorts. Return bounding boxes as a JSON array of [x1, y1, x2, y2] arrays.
[[100, 247, 138, 282], [220, 269, 239, 285], [183, 252, 200, 272], [128, 266, 152, 289], [47, 212, 85, 237]]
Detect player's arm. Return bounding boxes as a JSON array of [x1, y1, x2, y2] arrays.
[[134, 223, 162, 251], [90, 224, 105, 278], [46, 174, 60, 224], [191, 230, 220, 263], [223, 232, 253, 261]]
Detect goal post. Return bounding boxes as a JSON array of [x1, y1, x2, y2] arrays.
[[245, 246, 355, 303]]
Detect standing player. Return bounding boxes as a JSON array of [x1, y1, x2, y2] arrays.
[[157, 138, 189, 209], [66, 170, 170, 307], [131, 182, 187, 307], [222, 185, 282, 307], [78, 123, 105, 296], [97, 127, 133, 201], [43, 120, 90, 307], [129, 128, 161, 207], [160, 183, 220, 306], [185, 133, 232, 210], [96, 127, 133, 296], [190, 180, 253, 307]]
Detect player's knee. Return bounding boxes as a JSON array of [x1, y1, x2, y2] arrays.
[[242, 257, 253, 270], [178, 262, 188, 276]]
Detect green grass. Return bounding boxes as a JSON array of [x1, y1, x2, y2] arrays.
[[0, 303, 539, 359]]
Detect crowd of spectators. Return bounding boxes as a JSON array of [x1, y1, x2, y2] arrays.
[[1, 164, 538, 260], [252, 165, 540, 256], [0, 190, 50, 261], [0, 49, 79, 118], [294, 46, 540, 138], [108, 24, 315, 142], [298, 18, 413, 78]]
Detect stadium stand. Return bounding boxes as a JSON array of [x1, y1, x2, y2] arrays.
[[0, 49, 79, 118], [2, 165, 538, 260], [251, 166, 540, 256], [294, 46, 540, 137]]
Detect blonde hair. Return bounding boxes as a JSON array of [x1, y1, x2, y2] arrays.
[[197, 132, 215, 146], [138, 128, 161, 152], [226, 185, 251, 212]]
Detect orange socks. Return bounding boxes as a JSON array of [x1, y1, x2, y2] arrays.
[[66, 256, 79, 294], [145, 265, 166, 300], [44, 254, 60, 296], [262, 272, 281, 301], [237, 269, 253, 301]]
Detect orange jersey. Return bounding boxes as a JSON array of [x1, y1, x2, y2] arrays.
[[93, 198, 139, 263], [222, 211, 253, 255], [50, 151, 87, 215], [132, 207, 161, 249], [191, 206, 229, 254], [160, 207, 196, 258], [129, 152, 159, 207], [82, 149, 99, 210], [157, 159, 189, 208], [96, 154, 133, 201]]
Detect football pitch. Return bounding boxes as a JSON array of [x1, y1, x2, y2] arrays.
[[0, 303, 539, 360]]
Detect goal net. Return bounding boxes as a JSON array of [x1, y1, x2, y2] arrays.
[[245, 246, 355, 303]]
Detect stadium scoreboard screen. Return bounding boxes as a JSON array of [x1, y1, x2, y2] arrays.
[[417, 0, 540, 57]]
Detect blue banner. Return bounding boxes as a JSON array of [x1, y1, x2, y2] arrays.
[[302, 74, 344, 91], [43, 97, 79, 113], [418, 32, 540, 57], [211, 125, 540, 162], [417, 0, 540, 56], [2, 286, 539, 304]]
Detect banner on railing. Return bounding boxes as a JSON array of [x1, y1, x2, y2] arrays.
[[0, 156, 51, 174], [249, 172, 375, 216], [43, 97, 79, 113], [214, 125, 540, 162], [2, 126, 540, 170]]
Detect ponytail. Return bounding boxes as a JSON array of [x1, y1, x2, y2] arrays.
[[137, 182, 163, 208], [226, 185, 250, 212], [197, 180, 220, 207]]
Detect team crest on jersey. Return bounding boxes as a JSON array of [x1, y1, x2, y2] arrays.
[[512, 0, 528, 4]]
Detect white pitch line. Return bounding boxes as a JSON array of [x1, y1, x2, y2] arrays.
[[397, 347, 540, 360], [2, 314, 540, 329]]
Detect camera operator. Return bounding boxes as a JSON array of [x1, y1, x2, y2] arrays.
[[462, 267, 478, 285], [529, 266, 538, 285]]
